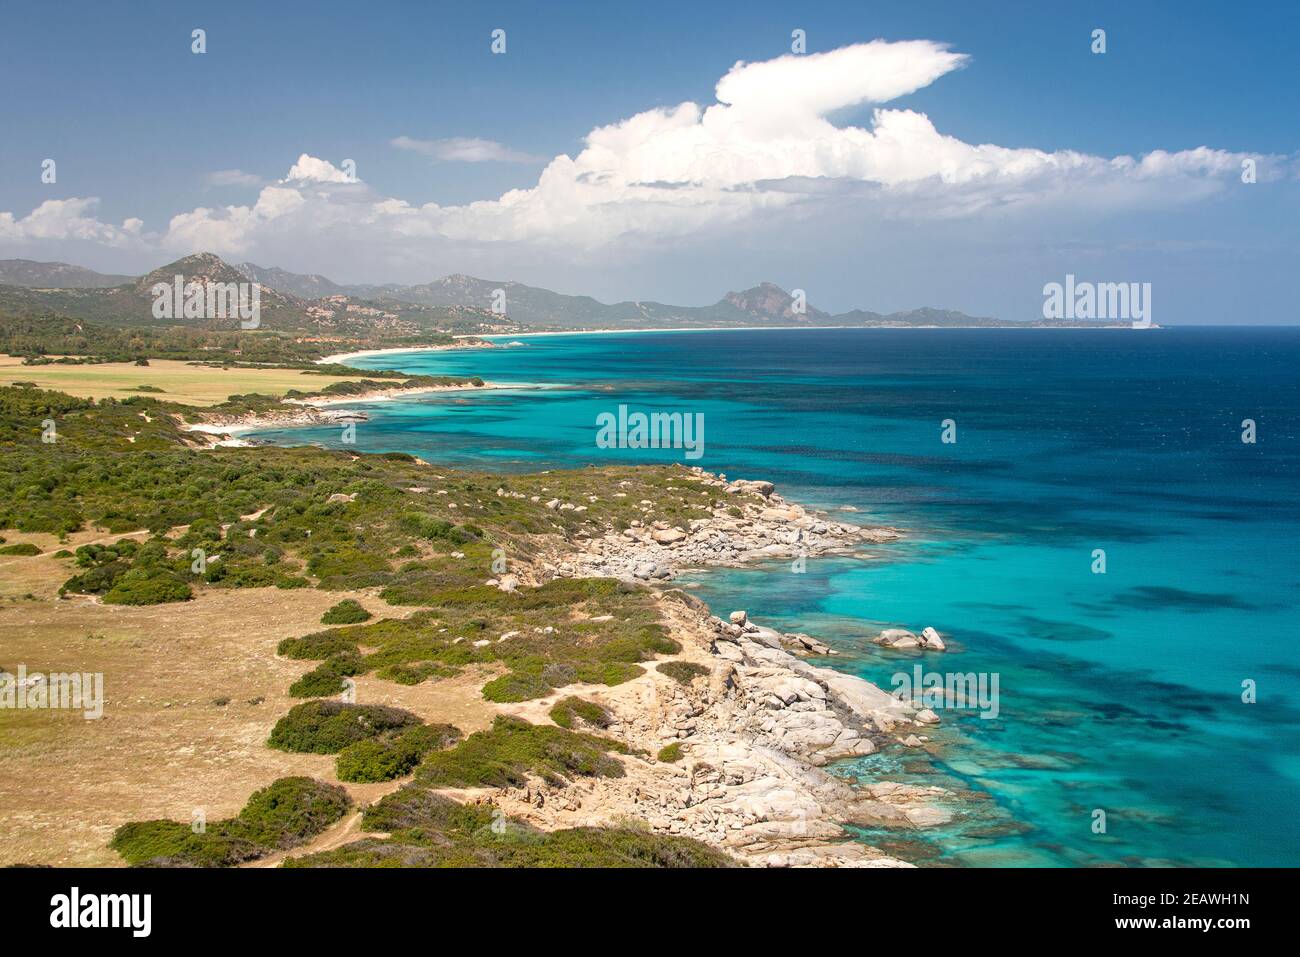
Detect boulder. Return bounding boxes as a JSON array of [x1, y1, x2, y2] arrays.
[[729, 610, 748, 626], [875, 628, 921, 649], [651, 528, 687, 545], [921, 627, 946, 651]]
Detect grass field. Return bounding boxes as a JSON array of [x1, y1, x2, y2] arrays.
[[0, 533, 504, 866], [0, 356, 365, 406]]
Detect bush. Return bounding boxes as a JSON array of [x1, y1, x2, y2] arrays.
[[656, 660, 710, 686], [60, 560, 130, 595], [415, 715, 626, 789], [284, 787, 733, 869], [108, 819, 262, 868], [267, 700, 423, 753], [110, 777, 349, 867], [321, 598, 372, 625], [233, 776, 352, 849], [0, 542, 41, 556], [287, 652, 365, 698], [277, 630, 359, 660], [103, 567, 192, 605], [657, 742, 684, 763], [549, 697, 613, 730], [336, 723, 461, 783]]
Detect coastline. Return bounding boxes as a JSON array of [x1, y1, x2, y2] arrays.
[[315, 339, 499, 366], [197, 343, 962, 866], [454, 469, 953, 866], [180, 380, 507, 442], [316, 322, 1146, 368]]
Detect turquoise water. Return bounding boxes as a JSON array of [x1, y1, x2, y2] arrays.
[[252, 328, 1300, 866]]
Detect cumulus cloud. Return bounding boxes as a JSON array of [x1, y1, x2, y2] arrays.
[[285, 154, 358, 184], [392, 135, 545, 163], [0, 40, 1281, 264], [0, 197, 142, 247]]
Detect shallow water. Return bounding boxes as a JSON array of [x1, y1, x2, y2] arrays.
[[252, 327, 1300, 865]]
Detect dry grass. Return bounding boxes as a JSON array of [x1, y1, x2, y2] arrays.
[[0, 355, 365, 407], [0, 563, 500, 866]]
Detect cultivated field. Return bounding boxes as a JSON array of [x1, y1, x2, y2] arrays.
[[0, 356, 365, 406]]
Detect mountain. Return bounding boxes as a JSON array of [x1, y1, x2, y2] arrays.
[[0, 259, 132, 288], [0, 253, 513, 336], [0, 254, 1122, 332], [359, 276, 1012, 328], [235, 262, 346, 299]]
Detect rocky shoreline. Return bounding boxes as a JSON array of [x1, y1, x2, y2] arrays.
[[483, 468, 957, 867], [181, 390, 959, 865], [541, 470, 903, 585]]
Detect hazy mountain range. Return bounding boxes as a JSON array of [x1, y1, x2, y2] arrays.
[[0, 254, 1118, 332]]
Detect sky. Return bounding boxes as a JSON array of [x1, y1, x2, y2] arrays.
[[0, 0, 1296, 323]]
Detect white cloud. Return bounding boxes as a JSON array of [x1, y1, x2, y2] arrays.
[[205, 169, 266, 188], [392, 136, 545, 163], [285, 154, 356, 184], [0, 40, 1282, 266], [0, 197, 142, 247]]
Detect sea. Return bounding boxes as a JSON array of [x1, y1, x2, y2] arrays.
[[250, 326, 1300, 866]]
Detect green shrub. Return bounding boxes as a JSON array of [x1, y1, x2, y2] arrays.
[[277, 630, 359, 660], [109, 777, 349, 867], [656, 660, 710, 686], [321, 598, 372, 625], [374, 661, 458, 685], [360, 784, 496, 835], [284, 787, 732, 868], [233, 776, 351, 849], [267, 700, 422, 753], [549, 697, 613, 730], [0, 542, 40, 556], [657, 742, 684, 763], [336, 723, 461, 783], [61, 559, 130, 595], [415, 715, 625, 789], [287, 651, 365, 698], [108, 819, 262, 868], [103, 567, 192, 605]]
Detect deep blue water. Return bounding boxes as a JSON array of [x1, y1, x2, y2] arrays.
[[253, 327, 1300, 866]]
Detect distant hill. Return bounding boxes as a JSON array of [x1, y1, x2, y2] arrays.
[[235, 262, 346, 299], [0, 254, 513, 336], [0, 259, 131, 288], [0, 255, 1123, 332], [349, 274, 1017, 328]]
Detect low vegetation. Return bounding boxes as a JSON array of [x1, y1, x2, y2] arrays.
[[657, 742, 684, 763], [548, 696, 613, 730], [109, 777, 350, 867], [656, 660, 710, 686], [335, 722, 461, 782], [414, 715, 627, 789], [283, 785, 732, 868], [266, 700, 423, 754], [320, 598, 371, 625]]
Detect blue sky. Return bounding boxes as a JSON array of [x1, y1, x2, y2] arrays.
[[0, 0, 1296, 322]]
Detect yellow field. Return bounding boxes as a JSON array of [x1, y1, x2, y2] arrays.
[[0, 355, 366, 406]]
